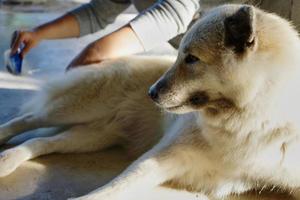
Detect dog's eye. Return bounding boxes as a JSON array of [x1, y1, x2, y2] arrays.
[[185, 54, 199, 64]]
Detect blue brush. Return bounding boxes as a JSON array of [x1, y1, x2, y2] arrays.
[[4, 46, 23, 75]]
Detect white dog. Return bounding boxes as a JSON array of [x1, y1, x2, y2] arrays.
[[1, 4, 300, 200]]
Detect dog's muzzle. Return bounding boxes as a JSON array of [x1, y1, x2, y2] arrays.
[[148, 78, 169, 103]]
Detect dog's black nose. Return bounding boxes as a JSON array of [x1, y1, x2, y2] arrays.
[[148, 87, 159, 102]]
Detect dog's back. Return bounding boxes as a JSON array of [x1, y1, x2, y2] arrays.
[[22, 56, 176, 156]]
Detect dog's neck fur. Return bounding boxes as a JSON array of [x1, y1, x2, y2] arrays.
[[199, 76, 300, 150]]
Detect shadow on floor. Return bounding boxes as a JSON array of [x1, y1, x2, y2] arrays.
[[0, 148, 295, 200]]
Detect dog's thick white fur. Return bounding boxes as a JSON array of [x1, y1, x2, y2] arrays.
[[1, 4, 300, 200]]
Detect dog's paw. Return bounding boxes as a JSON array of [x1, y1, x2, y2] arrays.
[[0, 148, 26, 177]]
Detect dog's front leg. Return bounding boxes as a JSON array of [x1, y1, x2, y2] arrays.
[[68, 144, 183, 200]]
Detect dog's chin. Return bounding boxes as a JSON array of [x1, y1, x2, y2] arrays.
[[157, 100, 208, 114], [164, 104, 185, 113], [159, 104, 195, 114]]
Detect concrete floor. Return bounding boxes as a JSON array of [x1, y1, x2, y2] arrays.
[[0, 3, 295, 200]]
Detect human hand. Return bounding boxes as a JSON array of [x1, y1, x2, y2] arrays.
[[10, 30, 42, 57]]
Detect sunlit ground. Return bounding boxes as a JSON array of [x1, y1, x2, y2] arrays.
[[0, 2, 295, 200]]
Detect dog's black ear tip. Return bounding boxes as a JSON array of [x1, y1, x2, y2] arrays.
[[224, 5, 255, 28], [240, 5, 254, 12], [224, 5, 256, 53], [232, 5, 255, 20], [239, 5, 255, 19]]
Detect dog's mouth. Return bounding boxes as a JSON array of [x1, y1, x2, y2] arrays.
[[164, 104, 184, 112], [160, 91, 210, 112]]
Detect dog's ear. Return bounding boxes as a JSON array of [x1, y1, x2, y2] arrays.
[[224, 5, 256, 54]]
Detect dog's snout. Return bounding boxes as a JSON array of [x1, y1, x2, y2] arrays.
[[148, 87, 159, 102], [149, 79, 168, 102]]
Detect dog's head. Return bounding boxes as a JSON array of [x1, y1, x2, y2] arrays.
[[149, 4, 300, 116]]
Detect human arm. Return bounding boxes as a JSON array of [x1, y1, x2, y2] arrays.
[[11, 0, 131, 57], [67, 24, 143, 68], [68, 0, 200, 68], [11, 13, 80, 57]]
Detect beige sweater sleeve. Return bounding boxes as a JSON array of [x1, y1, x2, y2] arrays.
[[129, 0, 200, 50], [69, 0, 131, 36]]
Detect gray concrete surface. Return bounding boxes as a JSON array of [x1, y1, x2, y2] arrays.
[[0, 3, 295, 200]]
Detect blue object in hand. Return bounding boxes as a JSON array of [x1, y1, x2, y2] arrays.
[[5, 47, 23, 75]]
